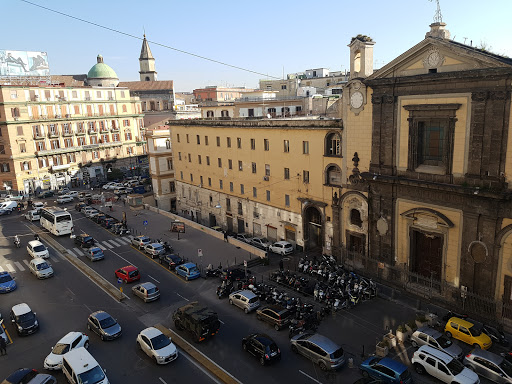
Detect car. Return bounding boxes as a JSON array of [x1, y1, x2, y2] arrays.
[[132, 282, 160, 302], [0, 201, 18, 212], [58, 188, 70, 195], [242, 333, 281, 365], [66, 191, 79, 198], [444, 317, 492, 349], [268, 241, 294, 255], [10, 303, 39, 336], [114, 187, 132, 195], [87, 310, 122, 341], [175, 263, 201, 281], [26, 374, 57, 384], [29, 258, 54, 279], [87, 211, 101, 220], [115, 265, 140, 283], [102, 183, 114, 190], [92, 213, 107, 224], [44, 331, 90, 370], [61, 347, 108, 384], [82, 207, 96, 217], [221, 267, 248, 281], [74, 203, 87, 212], [74, 234, 95, 248], [410, 326, 463, 360], [251, 237, 271, 250], [0, 271, 17, 293], [39, 191, 54, 198], [159, 254, 184, 270], [464, 348, 512, 383], [101, 217, 118, 229], [256, 305, 293, 331], [32, 202, 45, 210], [236, 233, 252, 243], [144, 243, 165, 258], [229, 290, 261, 313], [87, 247, 105, 262], [27, 240, 49, 259], [360, 356, 413, 384], [412, 345, 479, 384], [78, 193, 92, 202], [0, 208, 12, 216], [290, 333, 345, 371], [0, 315, 8, 344], [25, 210, 41, 221], [2, 369, 39, 384], [131, 235, 151, 249], [56, 195, 73, 204], [136, 327, 178, 365], [353, 379, 384, 384]]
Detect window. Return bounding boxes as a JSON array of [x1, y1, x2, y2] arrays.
[[187, 153, 191, 162], [123, 119, 130, 127], [285, 194, 290, 206], [101, 134, 109, 143], [206, 110, 214, 118], [169, 181, 175, 192], [237, 201, 243, 215], [266, 190, 270, 201], [10, 91, 17, 99], [196, 135, 200, 144], [303, 170, 310, 184], [326, 165, 342, 186], [186, 134, 189, 143], [250, 139, 255, 150], [248, 108, 254, 117], [350, 209, 362, 227], [177, 134, 180, 142], [1, 163, 10, 172], [67, 153, 76, 163], [264, 139, 269, 151], [122, 105, 127, 113], [190, 173, 193, 182], [253, 187, 257, 198], [238, 161, 243, 171], [50, 140, 60, 149], [221, 110, 229, 117], [167, 159, 173, 170], [165, 139, 171, 149], [64, 138, 73, 148], [219, 180, 223, 189], [237, 138, 242, 149], [16, 126, 23, 136], [208, 177, 211, 186], [303, 141, 309, 154], [125, 131, 132, 140], [240, 184, 244, 194], [112, 133, 120, 142], [198, 155, 202, 164], [216, 136, 220, 146], [180, 171, 183, 180], [206, 156, 210, 166], [227, 159, 232, 169], [178, 152, 182, 161], [283, 140, 289, 153], [281, 84, 287, 90], [218, 158, 222, 167], [226, 137, 231, 147], [230, 182, 234, 192], [205, 136, 209, 145], [325, 132, 341, 156], [96, 91, 102, 98], [21, 161, 31, 170], [265, 164, 270, 176], [226, 198, 231, 211], [284, 168, 290, 179], [36, 141, 46, 151], [92, 151, 99, 159], [19, 143, 26, 153], [252, 163, 257, 173]]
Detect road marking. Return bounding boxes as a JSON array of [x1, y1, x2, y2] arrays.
[[97, 243, 106, 250], [23, 259, 31, 268], [118, 237, 132, 244], [176, 293, 189, 301], [107, 249, 137, 267], [218, 319, 225, 325], [107, 239, 122, 247], [102, 241, 113, 249], [66, 248, 77, 257], [159, 378, 167, 384], [148, 274, 160, 283], [67, 287, 75, 296], [73, 248, 84, 256], [14, 261, 25, 271], [6, 264, 15, 272], [299, 370, 324, 384], [0, 266, 4, 272]]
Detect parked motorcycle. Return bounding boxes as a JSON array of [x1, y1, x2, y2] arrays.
[[205, 264, 222, 278], [216, 280, 233, 299], [13, 235, 21, 248]]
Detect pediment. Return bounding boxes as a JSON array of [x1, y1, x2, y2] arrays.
[[368, 37, 512, 80]]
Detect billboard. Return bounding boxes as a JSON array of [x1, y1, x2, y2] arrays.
[[0, 50, 50, 77]]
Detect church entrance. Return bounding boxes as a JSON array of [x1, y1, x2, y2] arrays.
[[304, 206, 323, 252], [410, 229, 443, 286]]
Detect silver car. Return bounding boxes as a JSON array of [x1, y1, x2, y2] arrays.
[[464, 348, 512, 383], [136, 327, 178, 365], [132, 282, 160, 302], [290, 333, 345, 371], [411, 326, 463, 360], [144, 243, 165, 258], [228, 290, 260, 313]]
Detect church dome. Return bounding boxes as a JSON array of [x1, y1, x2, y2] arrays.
[[87, 55, 119, 87]]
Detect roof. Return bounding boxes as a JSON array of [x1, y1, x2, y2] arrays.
[[178, 301, 217, 321], [140, 327, 161, 339], [91, 310, 110, 320], [306, 333, 341, 353], [182, 262, 197, 268], [28, 240, 44, 247], [121, 265, 138, 271], [50, 74, 87, 87], [377, 357, 407, 372], [468, 348, 503, 364], [58, 331, 82, 345], [118, 80, 173, 91], [447, 316, 475, 328], [88, 62, 118, 80], [140, 35, 155, 60], [12, 303, 31, 315], [62, 347, 98, 374]]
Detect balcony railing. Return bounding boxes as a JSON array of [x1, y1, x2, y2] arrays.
[[75, 130, 86, 136], [48, 131, 59, 138], [62, 130, 73, 137], [33, 133, 45, 140], [88, 129, 97, 134], [111, 126, 119, 132], [100, 127, 109, 133]]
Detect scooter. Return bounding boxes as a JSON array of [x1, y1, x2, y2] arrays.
[[205, 264, 222, 278], [13, 235, 21, 248], [216, 280, 233, 299]]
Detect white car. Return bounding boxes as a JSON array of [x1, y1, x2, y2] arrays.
[[136, 327, 178, 365], [25, 209, 41, 221], [57, 195, 73, 204], [82, 207, 96, 216], [27, 240, 49, 259], [58, 188, 70, 195], [29, 258, 54, 279], [84, 209, 99, 218], [32, 202, 45, 210], [269, 241, 294, 255], [44, 331, 90, 370], [67, 191, 79, 198], [102, 183, 114, 190]]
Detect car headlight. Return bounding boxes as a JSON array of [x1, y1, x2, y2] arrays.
[[18, 325, 23, 331], [34, 320, 38, 326]]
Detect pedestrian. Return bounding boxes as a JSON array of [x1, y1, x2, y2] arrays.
[[279, 259, 284, 271], [123, 198, 126, 207], [0, 336, 7, 355], [224, 231, 228, 242]]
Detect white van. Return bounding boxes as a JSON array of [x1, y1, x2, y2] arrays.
[[25, 210, 41, 221], [62, 347, 109, 384], [1, 201, 18, 212]]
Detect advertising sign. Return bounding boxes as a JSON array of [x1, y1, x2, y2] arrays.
[[0, 50, 50, 77], [171, 221, 185, 233]]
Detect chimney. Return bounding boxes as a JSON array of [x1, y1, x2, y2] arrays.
[[425, 22, 450, 40]]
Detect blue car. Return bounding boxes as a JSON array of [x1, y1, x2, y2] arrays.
[[0, 271, 17, 293], [360, 356, 413, 384], [175, 262, 200, 281]]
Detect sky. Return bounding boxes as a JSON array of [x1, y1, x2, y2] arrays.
[[3, 0, 512, 92]]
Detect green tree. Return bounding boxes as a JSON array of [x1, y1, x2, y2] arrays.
[[107, 168, 124, 181]]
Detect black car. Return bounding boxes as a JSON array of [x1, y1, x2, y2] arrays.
[[92, 214, 107, 224], [159, 254, 184, 270], [39, 191, 54, 198], [75, 203, 87, 212], [242, 333, 281, 366], [10, 303, 39, 336], [74, 234, 95, 248], [2, 368, 38, 384], [101, 218, 118, 229], [222, 267, 249, 281], [87, 311, 122, 341]]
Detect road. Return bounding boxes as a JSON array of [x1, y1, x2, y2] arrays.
[[0, 196, 498, 384]]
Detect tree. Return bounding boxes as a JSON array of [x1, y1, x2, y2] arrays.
[[107, 168, 124, 181]]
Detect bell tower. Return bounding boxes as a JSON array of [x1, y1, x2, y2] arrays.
[[348, 34, 375, 79], [139, 34, 157, 81]]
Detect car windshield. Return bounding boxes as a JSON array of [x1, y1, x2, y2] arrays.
[[56, 214, 71, 223], [500, 359, 512, 377], [151, 333, 171, 350], [189, 267, 199, 273], [154, 244, 164, 250], [17, 312, 35, 323], [77, 365, 105, 384], [400, 369, 412, 381], [0, 274, 12, 283], [436, 335, 452, 348], [33, 245, 46, 252], [36, 262, 49, 270], [92, 249, 102, 255], [52, 343, 70, 355], [468, 325, 482, 337], [83, 237, 93, 242], [447, 358, 464, 375], [330, 346, 344, 359], [147, 287, 158, 294], [99, 316, 117, 329]]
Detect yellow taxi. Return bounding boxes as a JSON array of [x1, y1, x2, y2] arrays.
[[444, 317, 492, 349]]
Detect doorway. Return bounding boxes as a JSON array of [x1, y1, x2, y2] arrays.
[[410, 229, 443, 280], [227, 216, 233, 232], [237, 218, 245, 233], [304, 206, 323, 251], [209, 213, 217, 227]]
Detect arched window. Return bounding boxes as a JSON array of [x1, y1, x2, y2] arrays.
[[145, 76, 150, 81], [325, 132, 341, 156], [350, 209, 362, 227], [1, 163, 10, 172], [354, 50, 361, 73], [206, 111, 214, 118], [221, 110, 229, 117], [325, 165, 341, 186]]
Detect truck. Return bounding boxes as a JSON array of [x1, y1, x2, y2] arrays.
[[172, 301, 220, 342]]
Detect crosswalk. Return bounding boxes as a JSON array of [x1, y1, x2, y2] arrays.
[[0, 236, 133, 273]]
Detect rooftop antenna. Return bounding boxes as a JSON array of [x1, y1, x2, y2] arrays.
[[463, 37, 468, 44], [429, 0, 443, 23]]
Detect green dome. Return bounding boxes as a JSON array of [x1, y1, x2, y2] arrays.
[[87, 55, 118, 79]]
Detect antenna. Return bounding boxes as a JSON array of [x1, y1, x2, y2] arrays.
[[428, 0, 443, 23]]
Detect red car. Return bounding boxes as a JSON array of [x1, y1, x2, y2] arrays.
[[115, 265, 140, 283]]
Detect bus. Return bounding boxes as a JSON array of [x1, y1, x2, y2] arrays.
[[40, 207, 73, 236]]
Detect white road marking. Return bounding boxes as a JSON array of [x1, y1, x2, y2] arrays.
[[23, 259, 31, 268], [218, 319, 225, 325], [107, 239, 122, 247], [159, 378, 167, 384], [176, 293, 189, 301], [67, 287, 75, 296], [107, 249, 137, 267], [14, 261, 25, 271], [73, 247, 84, 256], [119, 237, 132, 244], [299, 370, 324, 384], [97, 243, 106, 250], [0, 266, 4, 272], [147, 275, 160, 284], [102, 241, 113, 249], [6, 264, 15, 272], [66, 248, 77, 257]]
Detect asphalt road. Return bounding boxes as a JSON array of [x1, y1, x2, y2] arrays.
[[0, 196, 498, 384]]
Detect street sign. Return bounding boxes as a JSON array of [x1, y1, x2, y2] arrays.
[[143, 220, 148, 226], [117, 278, 123, 284], [198, 249, 203, 257], [243, 260, 247, 267]]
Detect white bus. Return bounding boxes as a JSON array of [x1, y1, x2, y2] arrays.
[[40, 207, 73, 236]]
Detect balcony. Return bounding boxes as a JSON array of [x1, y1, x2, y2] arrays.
[[62, 130, 73, 137], [48, 131, 59, 138], [110, 125, 119, 132], [100, 127, 109, 133], [88, 129, 97, 135], [33, 133, 45, 140], [75, 130, 86, 136]]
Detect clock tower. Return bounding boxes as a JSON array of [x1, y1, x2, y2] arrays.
[[348, 34, 375, 79]]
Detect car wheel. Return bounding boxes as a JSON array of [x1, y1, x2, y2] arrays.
[[361, 370, 369, 378], [411, 340, 418, 348], [260, 357, 266, 366], [291, 344, 298, 354], [445, 331, 452, 338], [319, 362, 327, 371], [229, 299, 233, 305], [473, 343, 481, 349], [84, 340, 89, 349], [414, 363, 425, 375], [274, 324, 280, 331]]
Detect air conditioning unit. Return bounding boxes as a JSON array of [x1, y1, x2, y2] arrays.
[[263, 176, 269, 181]]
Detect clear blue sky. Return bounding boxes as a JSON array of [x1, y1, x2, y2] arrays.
[[4, 0, 512, 92]]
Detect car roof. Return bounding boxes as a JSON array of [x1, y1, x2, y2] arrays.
[[90, 311, 111, 320], [416, 326, 442, 338], [261, 305, 288, 313], [136, 236, 150, 240], [57, 331, 82, 345], [447, 316, 475, 328], [149, 243, 163, 247], [90, 247, 102, 252], [140, 326, 163, 339], [137, 282, 157, 290], [27, 373, 56, 384], [12, 303, 32, 315], [31, 257, 47, 265], [231, 290, 258, 299], [181, 262, 196, 268], [468, 348, 503, 364], [62, 348, 99, 375], [417, 345, 452, 362], [0, 271, 12, 278], [376, 357, 407, 373], [28, 240, 44, 247], [121, 265, 137, 272], [305, 333, 341, 353], [4, 368, 38, 383], [273, 241, 291, 245], [250, 333, 275, 345]]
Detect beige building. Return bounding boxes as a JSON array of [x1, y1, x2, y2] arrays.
[[146, 125, 176, 211]]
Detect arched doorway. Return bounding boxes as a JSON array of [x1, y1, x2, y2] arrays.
[[304, 206, 323, 251]]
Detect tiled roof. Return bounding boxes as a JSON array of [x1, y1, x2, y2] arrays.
[[51, 74, 87, 87], [118, 80, 173, 91]]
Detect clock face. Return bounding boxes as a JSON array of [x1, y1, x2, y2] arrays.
[[350, 91, 364, 109]]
